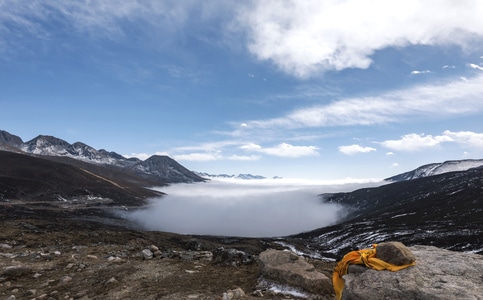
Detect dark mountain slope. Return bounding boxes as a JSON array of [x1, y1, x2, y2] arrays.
[[132, 155, 206, 183], [290, 167, 483, 259], [0, 130, 206, 184], [0, 150, 161, 206]]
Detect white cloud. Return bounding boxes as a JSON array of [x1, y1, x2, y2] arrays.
[[469, 63, 483, 71], [338, 144, 376, 155], [173, 153, 220, 161], [411, 70, 431, 75], [240, 143, 262, 150], [386, 152, 394, 156], [380, 130, 483, 152], [381, 133, 453, 152], [242, 142, 319, 158], [243, 75, 483, 130], [391, 163, 400, 167], [227, 154, 260, 161], [238, 0, 483, 77], [126, 181, 357, 237], [443, 130, 483, 149]]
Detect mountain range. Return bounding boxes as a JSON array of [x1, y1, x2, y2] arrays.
[[0, 130, 205, 184]]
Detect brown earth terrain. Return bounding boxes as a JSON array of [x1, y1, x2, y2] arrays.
[[0, 200, 336, 300]]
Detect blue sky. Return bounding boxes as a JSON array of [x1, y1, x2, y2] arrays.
[[1, 0, 483, 180]]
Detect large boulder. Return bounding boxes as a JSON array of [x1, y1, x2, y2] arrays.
[[342, 245, 483, 300], [375, 241, 416, 266], [258, 249, 332, 295]]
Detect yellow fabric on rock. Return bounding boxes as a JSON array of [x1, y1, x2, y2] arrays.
[[332, 244, 416, 300]]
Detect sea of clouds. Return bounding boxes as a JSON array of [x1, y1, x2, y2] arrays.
[[126, 178, 382, 237]]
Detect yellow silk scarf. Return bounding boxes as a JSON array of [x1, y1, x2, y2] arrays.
[[332, 244, 416, 300]]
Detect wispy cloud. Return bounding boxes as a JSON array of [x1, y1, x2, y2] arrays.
[[468, 63, 483, 71], [241, 142, 319, 158], [237, 75, 483, 131], [411, 70, 431, 75], [237, 0, 483, 77], [339, 144, 376, 155], [173, 153, 220, 162]]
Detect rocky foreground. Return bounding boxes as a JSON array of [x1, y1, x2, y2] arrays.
[[1, 204, 482, 300], [0, 203, 337, 300]]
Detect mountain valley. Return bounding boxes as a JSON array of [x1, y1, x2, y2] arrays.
[[1, 129, 482, 299]]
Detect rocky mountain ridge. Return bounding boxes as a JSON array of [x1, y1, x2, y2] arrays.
[[385, 158, 483, 181], [288, 165, 483, 259], [0, 130, 205, 184]]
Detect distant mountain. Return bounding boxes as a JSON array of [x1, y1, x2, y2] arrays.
[[385, 159, 483, 182], [290, 165, 483, 259], [0, 130, 205, 184], [195, 172, 267, 180]]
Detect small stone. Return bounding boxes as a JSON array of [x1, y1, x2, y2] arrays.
[[58, 275, 72, 285], [23, 289, 36, 297], [86, 254, 98, 259], [33, 273, 43, 278], [142, 249, 153, 260], [105, 277, 118, 285], [2, 266, 32, 278], [223, 287, 246, 299], [107, 256, 122, 262], [65, 263, 75, 269], [53, 251, 61, 256], [6, 295, 15, 300]]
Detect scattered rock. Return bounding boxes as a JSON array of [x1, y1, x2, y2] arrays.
[[375, 241, 416, 266], [185, 239, 204, 251], [212, 247, 254, 266], [107, 256, 122, 262], [58, 275, 73, 285], [2, 266, 33, 278], [222, 287, 246, 299], [105, 277, 118, 285], [342, 245, 483, 300], [142, 249, 153, 260], [23, 289, 36, 297], [258, 249, 332, 295]]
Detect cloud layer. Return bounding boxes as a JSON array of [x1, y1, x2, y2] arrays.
[[125, 180, 374, 237]]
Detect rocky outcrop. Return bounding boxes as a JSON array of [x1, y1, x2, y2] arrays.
[[258, 249, 332, 295], [341, 245, 483, 300]]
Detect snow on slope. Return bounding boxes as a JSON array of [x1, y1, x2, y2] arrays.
[[386, 159, 483, 182]]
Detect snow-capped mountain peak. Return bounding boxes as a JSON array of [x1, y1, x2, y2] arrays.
[[386, 159, 483, 181]]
